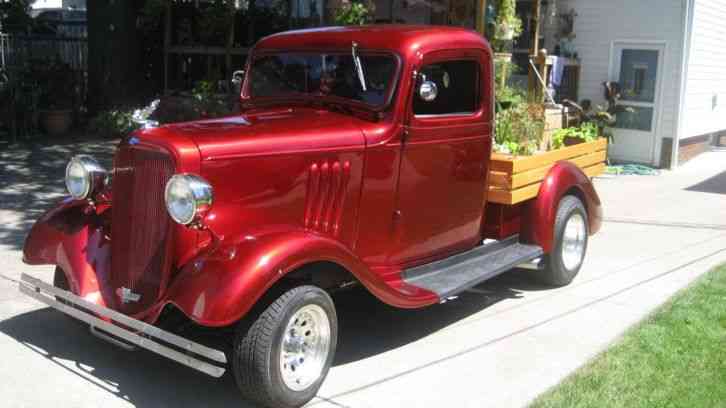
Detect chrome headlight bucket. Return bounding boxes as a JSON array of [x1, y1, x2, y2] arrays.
[[164, 174, 213, 225], [65, 155, 108, 200]]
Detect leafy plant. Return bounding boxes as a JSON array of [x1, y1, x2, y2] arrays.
[[191, 80, 229, 118], [563, 82, 635, 144], [0, 0, 33, 33], [496, 85, 525, 110], [199, 0, 235, 45], [87, 109, 140, 139], [491, 0, 523, 51], [495, 103, 544, 156], [495, 0, 522, 39], [551, 122, 599, 150], [334, 0, 373, 25], [87, 83, 233, 138]]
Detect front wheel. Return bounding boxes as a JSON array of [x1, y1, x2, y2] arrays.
[[232, 285, 338, 408], [538, 195, 589, 286]]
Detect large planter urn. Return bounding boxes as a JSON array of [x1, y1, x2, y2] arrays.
[[39, 109, 73, 136]]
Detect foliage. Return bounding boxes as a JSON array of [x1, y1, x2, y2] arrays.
[[495, 103, 544, 156], [87, 109, 140, 139], [88, 82, 232, 138], [0, 0, 33, 33], [334, 0, 373, 26], [199, 0, 235, 45], [532, 264, 726, 408], [494, 57, 518, 85], [495, 0, 522, 38], [564, 84, 634, 144], [551, 122, 599, 149], [191, 80, 230, 118], [496, 85, 525, 110], [491, 0, 523, 51]]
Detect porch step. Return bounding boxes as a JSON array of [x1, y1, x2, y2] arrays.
[[402, 236, 543, 299]]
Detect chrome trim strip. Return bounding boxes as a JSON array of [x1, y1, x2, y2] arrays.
[[19, 273, 227, 378]]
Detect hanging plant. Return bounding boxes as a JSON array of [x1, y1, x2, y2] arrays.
[[494, 0, 522, 41]]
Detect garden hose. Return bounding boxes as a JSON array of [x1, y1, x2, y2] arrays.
[[605, 164, 660, 176]]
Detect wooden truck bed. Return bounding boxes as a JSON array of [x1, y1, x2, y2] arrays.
[[488, 139, 607, 205]]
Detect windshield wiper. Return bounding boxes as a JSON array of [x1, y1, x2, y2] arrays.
[[352, 42, 367, 92]]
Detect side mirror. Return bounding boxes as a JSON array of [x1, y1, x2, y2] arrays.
[[232, 70, 246, 85], [418, 80, 438, 102], [231, 70, 245, 96]]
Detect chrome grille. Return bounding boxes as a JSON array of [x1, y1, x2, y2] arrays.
[[110, 145, 174, 314]]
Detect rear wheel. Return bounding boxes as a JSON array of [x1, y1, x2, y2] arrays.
[[539, 195, 589, 286], [232, 285, 337, 408]]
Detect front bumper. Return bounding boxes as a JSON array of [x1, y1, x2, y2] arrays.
[[18, 273, 227, 378]]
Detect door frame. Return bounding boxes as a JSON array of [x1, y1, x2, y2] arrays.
[[608, 40, 668, 165]]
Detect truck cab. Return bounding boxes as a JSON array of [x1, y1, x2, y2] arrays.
[[20, 25, 601, 408]]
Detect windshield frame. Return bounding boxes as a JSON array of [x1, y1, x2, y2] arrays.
[[241, 48, 403, 112]]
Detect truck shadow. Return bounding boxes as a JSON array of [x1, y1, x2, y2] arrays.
[[0, 270, 541, 407]]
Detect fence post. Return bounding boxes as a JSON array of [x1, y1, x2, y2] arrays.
[[1, 33, 5, 68]]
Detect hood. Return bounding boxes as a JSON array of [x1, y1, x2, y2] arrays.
[[164, 107, 367, 161]]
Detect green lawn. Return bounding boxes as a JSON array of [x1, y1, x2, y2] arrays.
[[531, 264, 726, 408]]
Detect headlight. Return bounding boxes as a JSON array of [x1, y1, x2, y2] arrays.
[[164, 174, 213, 225], [65, 155, 107, 199]]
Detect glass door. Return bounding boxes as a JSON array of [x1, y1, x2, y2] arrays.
[[609, 43, 665, 164]]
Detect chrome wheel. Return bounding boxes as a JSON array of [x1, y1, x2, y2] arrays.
[[562, 212, 587, 271], [279, 304, 331, 391]]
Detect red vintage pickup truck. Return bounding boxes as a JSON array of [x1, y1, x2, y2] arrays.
[[20, 25, 601, 408]]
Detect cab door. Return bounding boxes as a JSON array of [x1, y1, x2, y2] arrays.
[[389, 49, 492, 265]]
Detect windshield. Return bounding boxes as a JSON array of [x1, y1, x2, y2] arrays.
[[248, 52, 398, 107]]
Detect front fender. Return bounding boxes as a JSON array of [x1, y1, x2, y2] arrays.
[[23, 199, 112, 306], [162, 229, 438, 327], [521, 161, 603, 252]]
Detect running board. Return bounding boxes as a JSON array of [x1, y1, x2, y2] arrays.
[[402, 236, 543, 299]]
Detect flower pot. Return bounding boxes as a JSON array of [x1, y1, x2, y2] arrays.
[[40, 109, 73, 136]]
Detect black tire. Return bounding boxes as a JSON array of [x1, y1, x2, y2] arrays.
[[539, 195, 589, 287], [232, 285, 338, 408]]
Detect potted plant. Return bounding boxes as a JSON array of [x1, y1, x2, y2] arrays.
[[492, 0, 522, 48], [36, 58, 75, 136]]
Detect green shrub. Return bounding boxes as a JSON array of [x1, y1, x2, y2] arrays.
[[495, 103, 544, 156], [551, 122, 599, 150]]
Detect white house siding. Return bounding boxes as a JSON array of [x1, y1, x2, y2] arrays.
[[560, 0, 686, 166], [681, 0, 726, 139]]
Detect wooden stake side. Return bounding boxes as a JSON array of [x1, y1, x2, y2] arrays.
[[487, 139, 608, 205]]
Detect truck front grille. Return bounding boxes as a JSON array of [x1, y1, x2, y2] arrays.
[[110, 145, 175, 314]]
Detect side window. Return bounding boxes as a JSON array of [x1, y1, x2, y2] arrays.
[[413, 60, 479, 116]]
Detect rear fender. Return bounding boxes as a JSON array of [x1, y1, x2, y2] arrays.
[[163, 229, 437, 327], [520, 161, 602, 252], [22, 199, 111, 306]]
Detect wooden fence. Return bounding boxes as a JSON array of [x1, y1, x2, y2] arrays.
[[1, 34, 87, 71]]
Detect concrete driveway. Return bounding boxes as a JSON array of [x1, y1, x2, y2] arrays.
[[2, 137, 726, 408]]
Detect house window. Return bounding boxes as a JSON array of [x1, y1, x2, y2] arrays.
[[413, 60, 479, 116]]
